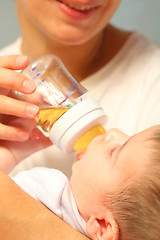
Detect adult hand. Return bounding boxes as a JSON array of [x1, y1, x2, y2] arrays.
[[0, 55, 52, 173], [0, 117, 52, 173], [0, 54, 39, 141]]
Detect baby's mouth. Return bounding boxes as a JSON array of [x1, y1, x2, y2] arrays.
[[77, 152, 85, 160], [57, 0, 95, 12]]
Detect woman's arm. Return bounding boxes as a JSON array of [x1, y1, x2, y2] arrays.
[[0, 169, 89, 240], [0, 54, 88, 239]]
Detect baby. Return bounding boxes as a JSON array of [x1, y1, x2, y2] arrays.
[[13, 125, 160, 240]]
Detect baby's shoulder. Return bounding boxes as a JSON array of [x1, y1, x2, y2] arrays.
[[13, 167, 69, 190]]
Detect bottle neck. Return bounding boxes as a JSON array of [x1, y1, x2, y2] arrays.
[[73, 124, 106, 153]]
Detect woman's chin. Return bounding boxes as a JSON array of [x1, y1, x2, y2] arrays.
[[51, 27, 91, 45], [56, 35, 89, 45]]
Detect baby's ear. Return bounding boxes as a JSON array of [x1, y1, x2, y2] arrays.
[[86, 215, 119, 240]]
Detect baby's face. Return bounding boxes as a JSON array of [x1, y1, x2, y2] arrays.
[[70, 126, 157, 221]]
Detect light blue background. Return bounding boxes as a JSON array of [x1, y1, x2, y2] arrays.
[[0, 0, 160, 49]]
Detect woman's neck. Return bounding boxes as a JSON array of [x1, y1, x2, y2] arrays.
[[21, 29, 105, 81]]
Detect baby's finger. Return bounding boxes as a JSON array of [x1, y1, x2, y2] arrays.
[[0, 95, 39, 118], [0, 123, 29, 141], [0, 55, 29, 70], [0, 68, 36, 94]]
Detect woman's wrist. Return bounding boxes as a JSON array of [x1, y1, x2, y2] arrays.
[[0, 143, 18, 174]]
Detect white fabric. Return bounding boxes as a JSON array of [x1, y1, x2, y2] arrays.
[[12, 167, 87, 236], [1, 33, 160, 177]]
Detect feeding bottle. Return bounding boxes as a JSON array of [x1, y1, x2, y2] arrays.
[[16, 55, 107, 153]]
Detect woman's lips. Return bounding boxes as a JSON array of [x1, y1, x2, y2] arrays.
[[56, 0, 98, 20]]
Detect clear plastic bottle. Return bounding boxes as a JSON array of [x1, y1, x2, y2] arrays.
[[17, 55, 107, 153]]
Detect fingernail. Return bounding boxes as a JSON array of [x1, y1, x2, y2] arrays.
[[22, 79, 36, 93], [16, 55, 28, 66], [26, 104, 39, 117], [18, 131, 29, 140]]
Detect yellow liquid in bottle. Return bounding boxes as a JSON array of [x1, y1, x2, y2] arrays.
[[35, 107, 70, 133], [73, 125, 106, 153]]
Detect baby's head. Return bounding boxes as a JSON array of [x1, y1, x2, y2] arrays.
[[70, 125, 160, 240], [106, 127, 160, 240]]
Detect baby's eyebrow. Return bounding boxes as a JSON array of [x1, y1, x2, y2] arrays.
[[112, 138, 132, 166]]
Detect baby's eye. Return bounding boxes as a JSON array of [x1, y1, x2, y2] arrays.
[[109, 147, 117, 157], [109, 146, 120, 157]]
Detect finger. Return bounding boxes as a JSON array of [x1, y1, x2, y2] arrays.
[[0, 55, 30, 70], [0, 123, 29, 141], [2, 133, 52, 164], [0, 68, 36, 94], [9, 117, 37, 133], [9, 118, 52, 150], [0, 95, 39, 118]]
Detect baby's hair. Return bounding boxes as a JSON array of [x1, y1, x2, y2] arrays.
[[105, 126, 160, 240]]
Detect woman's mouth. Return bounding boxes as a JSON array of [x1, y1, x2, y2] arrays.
[[56, 0, 98, 19]]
